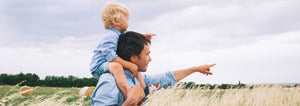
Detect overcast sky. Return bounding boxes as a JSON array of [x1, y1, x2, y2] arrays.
[[1, 0, 300, 84]]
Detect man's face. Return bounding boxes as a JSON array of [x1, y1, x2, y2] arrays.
[[133, 44, 152, 72]]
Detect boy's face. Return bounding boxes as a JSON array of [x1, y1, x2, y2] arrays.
[[119, 12, 129, 32]]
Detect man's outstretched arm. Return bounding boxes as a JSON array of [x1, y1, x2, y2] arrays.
[[173, 64, 216, 81]]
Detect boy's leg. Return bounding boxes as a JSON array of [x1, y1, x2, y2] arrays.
[[92, 71, 100, 80], [108, 62, 130, 98], [92, 63, 108, 80], [136, 72, 146, 88]]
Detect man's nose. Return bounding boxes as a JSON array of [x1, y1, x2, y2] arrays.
[[148, 56, 152, 62]]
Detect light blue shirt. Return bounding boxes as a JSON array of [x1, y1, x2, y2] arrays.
[[90, 28, 121, 73], [91, 70, 177, 106]]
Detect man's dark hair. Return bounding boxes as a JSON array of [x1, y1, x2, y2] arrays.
[[117, 31, 151, 61]]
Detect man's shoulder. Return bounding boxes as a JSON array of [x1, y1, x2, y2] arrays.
[[98, 73, 116, 83], [92, 73, 124, 106]]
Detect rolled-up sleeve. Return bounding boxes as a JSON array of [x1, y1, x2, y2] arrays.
[[143, 71, 177, 89]]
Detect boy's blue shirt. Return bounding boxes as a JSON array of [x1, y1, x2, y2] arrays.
[[90, 28, 122, 73]]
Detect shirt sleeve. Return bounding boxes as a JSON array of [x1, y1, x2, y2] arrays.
[[99, 35, 118, 62], [91, 74, 121, 106], [143, 71, 177, 89]]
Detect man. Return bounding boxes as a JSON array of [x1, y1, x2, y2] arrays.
[[91, 31, 215, 106]]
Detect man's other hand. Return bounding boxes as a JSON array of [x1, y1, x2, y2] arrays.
[[122, 85, 145, 106]]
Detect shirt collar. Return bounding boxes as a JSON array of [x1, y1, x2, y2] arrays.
[[106, 28, 122, 35], [124, 69, 134, 78]]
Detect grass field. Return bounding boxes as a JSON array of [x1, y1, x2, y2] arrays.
[[0, 84, 90, 106], [1, 84, 299, 106], [147, 84, 300, 106]]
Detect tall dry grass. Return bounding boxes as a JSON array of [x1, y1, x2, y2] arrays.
[[0, 83, 90, 106], [146, 84, 300, 106], [1, 83, 299, 106]]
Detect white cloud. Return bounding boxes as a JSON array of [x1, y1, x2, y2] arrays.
[[129, 0, 300, 54], [147, 30, 300, 84], [1, 0, 300, 84], [0, 34, 102, 79], [0, 0, 106, 47], [142, 0, 300, 35]]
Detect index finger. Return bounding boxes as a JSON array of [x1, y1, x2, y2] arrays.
[[147, 33, 156, 36], [209, 64, 216, 67]]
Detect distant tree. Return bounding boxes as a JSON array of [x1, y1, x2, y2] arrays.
[[0, 73, 9, 85], [21, 73, 40, 86], [219, 84, 229, 89], [185, 82, 196, 89], [45, 76, 57, 87], [17, 72, 25, 83], [8, 75, 18, 85], [1, 73, 97, 87], [67, 75, 77, 86], [210, 84, 216, 89]]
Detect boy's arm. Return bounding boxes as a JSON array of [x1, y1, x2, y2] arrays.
[[143, 33, 156, 40], [112, 56, 138, 76]]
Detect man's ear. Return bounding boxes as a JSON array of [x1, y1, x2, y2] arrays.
[[130, 55, 138, 63]]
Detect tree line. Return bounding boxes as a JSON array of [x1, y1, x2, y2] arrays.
[[180, 81, 299, 89], [181, 82, 247, 89], [0, 72, 97, 87], [0, 72, 248, 89], [0, 72, 247, 89], [1, 72, 298, 88]]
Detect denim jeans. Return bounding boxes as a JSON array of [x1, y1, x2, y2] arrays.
[[92, 62, 109, 80]]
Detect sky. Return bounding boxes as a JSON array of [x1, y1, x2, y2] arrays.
[[1, 0, 300, 84]]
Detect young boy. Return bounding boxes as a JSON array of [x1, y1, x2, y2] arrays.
[[90, 3, 156, 99]]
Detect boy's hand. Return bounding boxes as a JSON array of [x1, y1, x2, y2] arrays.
[[143, 33, 156, 40], [193, 64, 216, 75], [129, 64, 138, 76]]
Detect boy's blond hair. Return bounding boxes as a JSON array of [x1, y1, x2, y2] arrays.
[[101, 3, 129, 29]]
